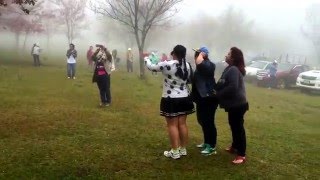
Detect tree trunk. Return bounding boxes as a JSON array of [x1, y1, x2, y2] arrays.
[[15, 33, 20, 50], [46, 34, 50, 57], [139, 47, 145, 79], [23, 32, 29, 51]]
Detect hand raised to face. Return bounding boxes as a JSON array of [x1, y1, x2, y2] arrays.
[[195, 52, 205, 65]]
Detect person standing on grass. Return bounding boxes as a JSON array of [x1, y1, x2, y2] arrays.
[[92, 44, 113, 107], [216, 47, 249, 164], [267, 60, 278, 89], [87, 46, 94, 68], [145, 45, 194, 160], [66, 43, 77, 79], [112, 49, 119, 69], [191, 46, 219, 156], [31, 43, 41, 67], [127, 48, 133, 72]]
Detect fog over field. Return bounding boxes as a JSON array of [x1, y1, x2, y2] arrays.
[[0, 0, 319, 66]]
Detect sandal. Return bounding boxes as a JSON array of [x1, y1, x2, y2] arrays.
[[232, 156, 246, 164]]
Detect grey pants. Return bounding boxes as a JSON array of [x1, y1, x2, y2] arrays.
[[33, 54, 40, 66]]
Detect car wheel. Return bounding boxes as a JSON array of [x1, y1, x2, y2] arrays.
[[277, 79, 286, 89]]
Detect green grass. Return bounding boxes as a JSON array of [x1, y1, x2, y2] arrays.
[[0, 52, 319, 179]]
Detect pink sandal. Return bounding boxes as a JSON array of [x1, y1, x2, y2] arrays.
[[232, 156, 246, 164]]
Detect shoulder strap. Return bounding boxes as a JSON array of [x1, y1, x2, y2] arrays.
[[187, 62, 193, 84]]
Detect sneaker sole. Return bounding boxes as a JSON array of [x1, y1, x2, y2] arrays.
[[232, 159, 246, 164], [164, 155, 181, 159], [164, 152, 181, 159], [201, 151, 217, 156]]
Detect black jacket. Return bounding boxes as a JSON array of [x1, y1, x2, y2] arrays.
[[216, 65, 248, 110], [191, 60, 217, 102]]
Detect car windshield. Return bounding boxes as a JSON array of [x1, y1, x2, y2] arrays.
[[249, 61, 268, 69], [277, 64, 294, 71]]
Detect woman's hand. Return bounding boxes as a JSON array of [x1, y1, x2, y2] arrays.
[[195, 52, 205, 65]]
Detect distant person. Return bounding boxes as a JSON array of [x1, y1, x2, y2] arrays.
[[92, 44, 113, 107], [267, 60, 278, 89], [87, 46, 94, 68], [161, 53, 168, 62], [112, 49, 119, 69], [31, 43, 41, 67], [66, 43, 77, 79], [127, 48, 133, 72], [216, 47, 249, 164], [191, 46, 218, 156], [144, 45, 194, 160]]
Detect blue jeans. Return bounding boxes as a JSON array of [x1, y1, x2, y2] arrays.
[[67, 63, 76, 78]]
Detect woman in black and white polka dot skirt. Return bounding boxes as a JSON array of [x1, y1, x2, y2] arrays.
[[144, 45, 195, 160]]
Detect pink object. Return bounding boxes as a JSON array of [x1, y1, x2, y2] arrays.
[[98, 71, 106, 75]]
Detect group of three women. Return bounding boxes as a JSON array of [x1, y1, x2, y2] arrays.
[[144, 45, 249, 164]]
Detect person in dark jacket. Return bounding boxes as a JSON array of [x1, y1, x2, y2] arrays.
[[216, 47, 249, 164], [191, 46, 219, 156], [92, 44, 113, 107]]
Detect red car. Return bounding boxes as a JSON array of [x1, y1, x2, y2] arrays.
[[256, 63, 310, 88]]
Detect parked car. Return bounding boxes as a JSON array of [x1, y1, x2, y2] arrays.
[[296, 70, 320, 92], [245, 60, 273, 81], [256, 63, 310, 88]]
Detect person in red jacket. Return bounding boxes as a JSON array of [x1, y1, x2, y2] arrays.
[[87, 46, 94, 68]]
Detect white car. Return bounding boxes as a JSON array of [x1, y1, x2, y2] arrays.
[[296, 70, 320, 91], [245, 61, 272, 79]]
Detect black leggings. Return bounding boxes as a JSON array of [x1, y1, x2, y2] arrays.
[[196, 97, 218, 147], [227, 103, 248, 156], [97, 74, 111, 104]]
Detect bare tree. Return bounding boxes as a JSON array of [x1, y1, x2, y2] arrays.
[[91, 0, 183, 78], [39, 1, 60, 52], [1, 1, 43, 50], [0, 0, 37, 15], [50, 0, 87, 44], [214, 7, 256, 55], [302, 3, 320, 64]]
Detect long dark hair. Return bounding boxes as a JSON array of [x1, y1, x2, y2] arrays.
[[230, 47, 246, 76], [172, 45, 188, 81]]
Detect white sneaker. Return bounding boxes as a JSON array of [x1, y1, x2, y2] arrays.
[[179, 147, 187, 156], [164, 149, 180, 159], [73, 77, 76, 79], [67, 77, 71, 79], [196, 143, 206, 148]]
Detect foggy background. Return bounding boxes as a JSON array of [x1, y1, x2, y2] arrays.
[[0, 0, 319, 66]]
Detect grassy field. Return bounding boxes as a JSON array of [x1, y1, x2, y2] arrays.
[[0, 53, 319, 179]]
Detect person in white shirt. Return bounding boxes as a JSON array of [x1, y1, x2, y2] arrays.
[[31, 43, 41, 67], [145, 44, 194, 160], [66, 43, 77, 79]]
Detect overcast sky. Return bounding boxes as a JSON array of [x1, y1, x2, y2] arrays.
[[178, 0, 320, 32]]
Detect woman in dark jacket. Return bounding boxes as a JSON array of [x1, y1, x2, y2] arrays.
[[92, 45, 113, 107], [191, 47, 218, 156], [216, 47, 249, 164]]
